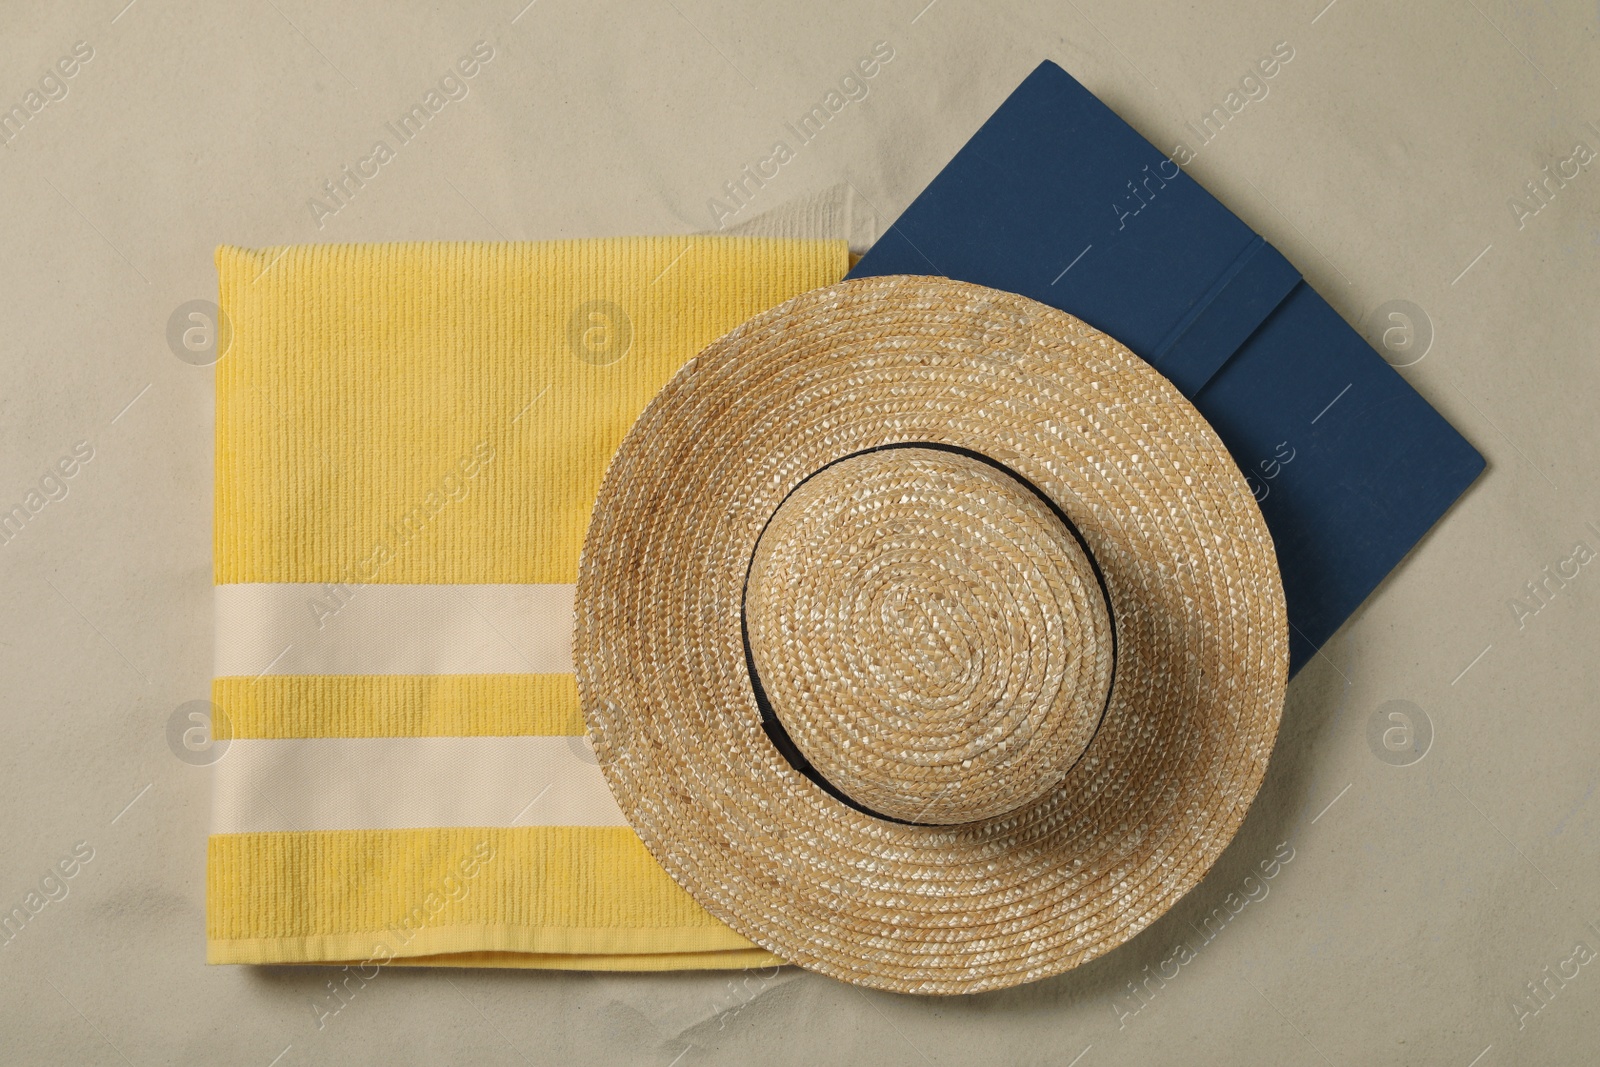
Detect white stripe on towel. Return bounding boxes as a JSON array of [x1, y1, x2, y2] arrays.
[[211, 736, 626, 833], [214, 583, 576, 677]]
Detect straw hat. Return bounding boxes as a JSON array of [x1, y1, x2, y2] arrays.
[[573, 275, 1287, 994]]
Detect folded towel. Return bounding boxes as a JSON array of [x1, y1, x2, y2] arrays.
[[209, 237, 849, 968]]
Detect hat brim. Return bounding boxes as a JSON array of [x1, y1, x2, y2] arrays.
[[574, 276, 1287, 994]]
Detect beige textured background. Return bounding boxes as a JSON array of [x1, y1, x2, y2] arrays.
[[1, 0, 1596, 1063]]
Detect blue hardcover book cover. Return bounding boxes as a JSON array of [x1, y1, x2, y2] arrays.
[[849, 60, 1485, 675]]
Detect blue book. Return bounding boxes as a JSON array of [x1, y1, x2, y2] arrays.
[[849, 60, 1485, 676]]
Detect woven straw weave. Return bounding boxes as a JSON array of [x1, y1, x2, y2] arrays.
[[574, 276, 1287, 993]]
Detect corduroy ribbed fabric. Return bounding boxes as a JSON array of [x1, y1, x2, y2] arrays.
[[210, 238, 849, 968]]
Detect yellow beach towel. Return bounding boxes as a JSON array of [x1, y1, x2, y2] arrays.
[[209, 237, 848, 969]]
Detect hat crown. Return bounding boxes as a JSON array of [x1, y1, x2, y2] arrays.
[[745, 447, 1113, 825]]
